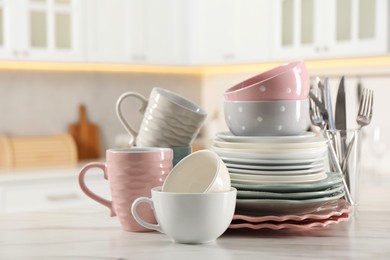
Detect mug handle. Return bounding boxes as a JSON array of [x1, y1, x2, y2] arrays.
[[131, 197, 162, 233], [116, 92, 148, 146], [78, 162, 115, 217]]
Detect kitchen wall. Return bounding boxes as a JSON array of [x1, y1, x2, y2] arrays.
[[0, 68, 388, 176], [0, 71, 202, 151]]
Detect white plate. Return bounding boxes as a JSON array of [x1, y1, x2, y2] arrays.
[[230, 171, 327, 183], [216, 131, 316, 143], [221, 156, 325, 166], [231, 172, 343, 192], [213, 146, 327, 160], [213, 137, 327, 150], [235, 190, 345, 216], [237, 184, 344, 200], [225, 161, 325, 171], [228, 166, 325, 175]]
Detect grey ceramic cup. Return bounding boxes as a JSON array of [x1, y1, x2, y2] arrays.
[[116, 88, 207, 147]]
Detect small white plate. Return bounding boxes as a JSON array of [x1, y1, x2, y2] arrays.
[[231, 172, 343, 192], [228, 166, 325, 176], [235, 190, 345, 216], [225, 161, 325, 171], [213, 146, 327, 160], [213, 137, 327, 150], [216, 131, 316, 143], [221, 156, 324, 166], [230, 171, 327, 183]]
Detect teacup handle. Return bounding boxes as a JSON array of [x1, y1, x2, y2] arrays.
[[116, 92, 148, 146], [78, 162, 115, 217], [131, 197, 162, 233]]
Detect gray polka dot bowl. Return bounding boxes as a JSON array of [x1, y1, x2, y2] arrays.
[[224, 99, 309, 136], [224, 61, 309, 101]]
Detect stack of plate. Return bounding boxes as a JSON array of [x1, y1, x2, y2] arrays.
[[211, 131, 349, 230]]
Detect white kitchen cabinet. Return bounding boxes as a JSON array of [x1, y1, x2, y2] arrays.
[[187, 0, 271, 65], [0, 166, 110, 213], [85, 0, 129, 63], [129, 0, 186, 65], [272, 0, 389, 60], [0, 0, 83, 62], [86, 0, 186, 65]]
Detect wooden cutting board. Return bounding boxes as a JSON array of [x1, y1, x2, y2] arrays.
[[68, 104, 100, 160]]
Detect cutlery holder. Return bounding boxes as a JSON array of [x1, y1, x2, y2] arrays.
[[0, 134, 78, 169]]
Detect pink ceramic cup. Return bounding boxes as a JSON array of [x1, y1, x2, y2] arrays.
[[78, 147, 173, 232], [224, 60, 310, 101]]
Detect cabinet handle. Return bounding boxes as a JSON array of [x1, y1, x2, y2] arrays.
[[46, 193, 80, 202], [223, 53, 235, 60]]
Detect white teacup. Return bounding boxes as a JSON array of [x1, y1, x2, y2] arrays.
[[116, 87, 207, 147], [131, 187, 237, 244], [162, 150, 231, 193]]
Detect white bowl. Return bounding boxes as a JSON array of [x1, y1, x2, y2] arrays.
[[162, 150, 231, 193]]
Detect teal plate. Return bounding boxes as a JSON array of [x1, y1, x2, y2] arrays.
[[237, 184, 344, 200], [231, 172, 343, 193]]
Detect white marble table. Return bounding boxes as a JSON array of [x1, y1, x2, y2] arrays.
[[1, 174, 390, 260]]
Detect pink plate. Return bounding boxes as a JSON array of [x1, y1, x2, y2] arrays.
[[229, 213, 350, 230], [229, 199, 351, 231]]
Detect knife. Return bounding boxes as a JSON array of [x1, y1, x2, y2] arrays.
[[335, 76, 348, 187], [335, 76, 347, 131]]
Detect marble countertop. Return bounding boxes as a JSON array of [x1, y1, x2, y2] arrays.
[[1, 174, 390, 259]]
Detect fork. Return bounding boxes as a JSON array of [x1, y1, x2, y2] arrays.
[[341, 88, 374, 173], [309, 90, 354, 205]]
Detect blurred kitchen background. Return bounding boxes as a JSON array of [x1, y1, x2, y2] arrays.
[[0, 0, 389, 212]]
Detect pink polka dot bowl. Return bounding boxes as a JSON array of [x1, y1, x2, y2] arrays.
[[224, 99, 309, 136], [224, 61, 310, 101]]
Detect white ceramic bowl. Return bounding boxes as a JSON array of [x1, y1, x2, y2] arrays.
[[224, 60, 310, 101], [162, 150, 231, 193], [224, 99, 309, 136]]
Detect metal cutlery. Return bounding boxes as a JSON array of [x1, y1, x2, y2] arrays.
[[309, 88, 354, 205], [341, 88, 374, 173]]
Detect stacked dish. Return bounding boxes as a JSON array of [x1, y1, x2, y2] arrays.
[[217, 61, 349, 230], [212, 131, 349, 230]]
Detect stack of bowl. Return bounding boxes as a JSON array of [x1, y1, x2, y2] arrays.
[[224, 60, 310, 136], [212, 61, 347, 223]]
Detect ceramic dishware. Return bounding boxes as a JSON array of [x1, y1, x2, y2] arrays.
[[131, 186, 237, 244], [116, 87, 207, 147], [162, 150, 231, 193], [224, 99, 309, 136], [171, 146, 192, 166], [224, 60, 309, 101], [78, 147, 173, 232]]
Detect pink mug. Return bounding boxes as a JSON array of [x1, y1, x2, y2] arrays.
[[78, 147, 173, 232]]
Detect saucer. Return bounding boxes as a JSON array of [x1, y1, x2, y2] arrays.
[[231, 172, 343, 192], [216, 131, 316, 143]]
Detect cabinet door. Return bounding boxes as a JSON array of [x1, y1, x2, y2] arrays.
[[272, 0, 389, 60], [85, 0, 130, 63], [235, 0, 272, 63], [128, 0, 185, 65], [188, 0, 237, 65], [0, 0, 14, 59], [272, 0, 327, 60], [13, 0, 83, 62], [326, 0, 388, 56]]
